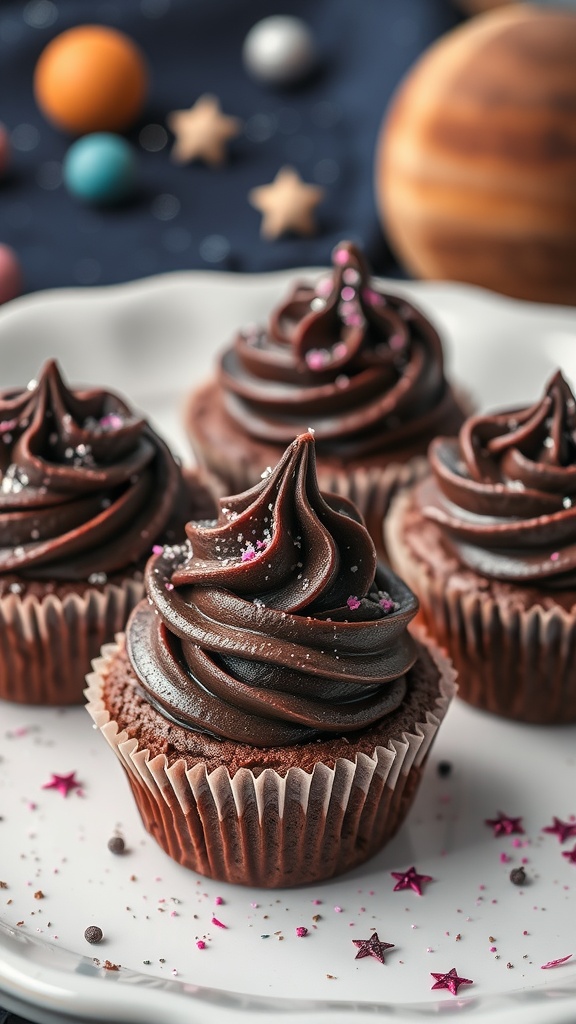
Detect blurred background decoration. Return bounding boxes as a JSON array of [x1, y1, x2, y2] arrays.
[[0, 0, 463, 298], [1, 0, 575, 306], [377, 3, 576, 306]]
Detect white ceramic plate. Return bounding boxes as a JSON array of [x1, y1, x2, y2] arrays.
[[0, 271, 576, 1024]]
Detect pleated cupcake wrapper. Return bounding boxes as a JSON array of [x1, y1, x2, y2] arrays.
[[85, 633, 456, 888], [386, 491, 576, 725], [0, 578, 143, 706]]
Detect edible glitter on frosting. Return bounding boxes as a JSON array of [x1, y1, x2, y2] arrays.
[[126, 431, 419, 747], [418, 371, 576, 586], [0, 360, 185, 580], [217, 240, 463, 459]]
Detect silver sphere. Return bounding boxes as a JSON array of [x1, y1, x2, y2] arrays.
[[242, 16, 316, 87]]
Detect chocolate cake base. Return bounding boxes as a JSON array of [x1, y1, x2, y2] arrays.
[[0, 470, 217, 706], [86, 634, 455, 887], [386, 489, 576, 724]]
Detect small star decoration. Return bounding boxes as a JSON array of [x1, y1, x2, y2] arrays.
[[249, 166, 324, 239], [391, 865, 433, 896], [562, 845, 576, 864], [167, 94, 242, 166], [485, 811, 524, 837], [430, 967, 473, 996], [352, 932, 395, 964], [42, 771, 82, 798], [543, 817, 576, 844]]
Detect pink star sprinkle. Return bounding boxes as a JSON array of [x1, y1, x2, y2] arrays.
[[0, 419, 17, 433], [379, 598, 395, 613], [391, 866, 433, 896], [352, 932, 395, 964], [256, 539, 267, 550], [334, 247, 349, 266], [152, 545, 163, 555], [347, 595, 361, 610], [562, 845, 576, 864], [164, 582, 174, 591], [541, 954, 573, 969], [550, 552, 559, 562], [485, 812, 524, 837], [214, 896, 224, 905], [211, 916, 226, 929], [241, 546, 255, 562], [542, 817, 576, 843], [430, 968, 473, 996], [196, 940, 206, 950], [296, 926, 308, 937], [41, 771, 82, 798]]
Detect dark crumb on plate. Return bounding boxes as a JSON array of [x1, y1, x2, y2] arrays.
[[107, 835, 126, 855], [437, 760, 452, 778], [84, 925, 103, 944], [510, 867, 527, 886]]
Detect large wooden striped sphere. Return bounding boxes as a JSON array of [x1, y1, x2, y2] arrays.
[[376, 5, 576, 305]]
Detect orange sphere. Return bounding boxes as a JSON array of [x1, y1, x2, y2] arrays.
[[34, 25, 148, 135], [376, 5, 576, 305]]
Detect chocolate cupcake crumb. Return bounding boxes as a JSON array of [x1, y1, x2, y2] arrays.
[[107, 836, 125, 855], [510, 867, 527, 886]]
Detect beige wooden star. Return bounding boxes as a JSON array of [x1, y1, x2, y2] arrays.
[[249, 167, 325, 239], [167, 95, 242, 166]]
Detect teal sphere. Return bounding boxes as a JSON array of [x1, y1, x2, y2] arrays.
[[63, 133, 137, 205]]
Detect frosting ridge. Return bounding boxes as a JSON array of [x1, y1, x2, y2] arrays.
[[218, 241, 462, 459], [419, 371, 576, 585], [0, 360, 185, 580], [127, 432, 419, 746]]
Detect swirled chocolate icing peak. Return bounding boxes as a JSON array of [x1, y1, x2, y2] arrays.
[[0, 360, 184, 579], [219, 241, 462, 457], [420, 371, 576, 585], [127, 432, 419, 746]]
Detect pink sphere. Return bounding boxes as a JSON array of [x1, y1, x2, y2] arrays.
[[0, 123, 10, 177], [0, 245, 23, 304]]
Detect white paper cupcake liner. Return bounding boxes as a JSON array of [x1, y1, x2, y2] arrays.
[[386, 490, 576, 724], [0, 578, 143, 706], [85, 632, 456, 887]]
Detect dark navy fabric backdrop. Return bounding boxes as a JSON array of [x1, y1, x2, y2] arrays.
[[0, 0, 463, 296]]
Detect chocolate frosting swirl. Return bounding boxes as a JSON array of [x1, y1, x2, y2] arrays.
[[419, 371, 576, 586], [0, 360, 185, 580], [127, 432, 419, 747], [218, 241, 462, 459]]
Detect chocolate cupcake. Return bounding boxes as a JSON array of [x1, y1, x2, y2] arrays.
[[0, 360, 216, 705], [186, 241, 465, 553], [386, 371, 576, 724], [86, 432, 455, 887]]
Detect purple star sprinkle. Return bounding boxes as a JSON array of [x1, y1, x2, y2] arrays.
[[485, 812, 525, 837], [430, 968, 473, 996], [42, 771, 82, 798], [391, 866, 433, 896], [542, 817, 576, 844], [352, 932, 395, 964], [347, 596, 361, 610]]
